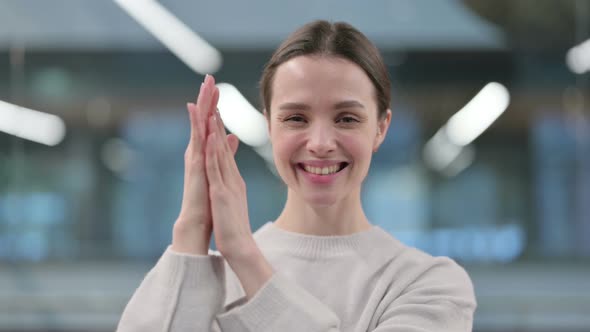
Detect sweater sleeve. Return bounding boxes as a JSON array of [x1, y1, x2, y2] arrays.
[[371, 256, 477, 332], [216, 257, 476, 332], [116, 247, 226, 332], [216, 273, 340, 331]]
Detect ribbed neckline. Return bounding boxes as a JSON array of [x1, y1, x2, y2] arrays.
[[253, 221, 401, 260]]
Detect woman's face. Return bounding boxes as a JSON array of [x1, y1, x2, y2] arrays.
[[266, 55, 391, 207]]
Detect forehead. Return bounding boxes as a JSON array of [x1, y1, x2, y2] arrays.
[[271, 55, 376, 110]]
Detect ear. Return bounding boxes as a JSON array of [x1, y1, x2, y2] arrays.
[[373, 109, 392, 152]]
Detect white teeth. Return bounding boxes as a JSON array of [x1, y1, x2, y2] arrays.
[[303, 164, 342, 175]]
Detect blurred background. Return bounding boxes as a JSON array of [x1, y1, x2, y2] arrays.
[[1, 0, 589, 331]]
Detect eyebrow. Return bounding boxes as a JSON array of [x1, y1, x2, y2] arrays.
[[277, 100, 366, 112], [334, 100, 366, 110]]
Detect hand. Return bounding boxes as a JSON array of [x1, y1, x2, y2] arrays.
[[205, 107, 273, 299], [204, 107, 251, 258], [172, 74, 238, 255]]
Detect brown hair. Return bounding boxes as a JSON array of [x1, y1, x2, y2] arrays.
[[260, 20, 391, 120]]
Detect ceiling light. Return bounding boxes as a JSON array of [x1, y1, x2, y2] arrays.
[[216, 83, 269, 148], [566, 38, 590, 74], [446, 82, 510, 146], [113, 0, 222, 74], [0, 100, 66, 146]]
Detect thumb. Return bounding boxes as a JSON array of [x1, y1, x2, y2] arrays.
[[227, 134, 239, 156]]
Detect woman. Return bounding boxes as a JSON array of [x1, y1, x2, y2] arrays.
[[117, 20, 476, 332]]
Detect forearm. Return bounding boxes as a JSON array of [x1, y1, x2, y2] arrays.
[[171, 219, 212, 255], [216, 273, 341, 332], [117, 248, 226, 332], [224, 239, 274, 300]]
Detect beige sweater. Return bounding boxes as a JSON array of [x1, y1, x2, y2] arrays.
[[117, 222, 476, 331]]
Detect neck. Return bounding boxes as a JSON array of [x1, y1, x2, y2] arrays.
[[273, 188, 371, 236]]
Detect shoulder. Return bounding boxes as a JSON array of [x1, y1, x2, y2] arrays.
[[376, 247, 477, 331], [357, 227, 475, 306], [386, 245, 476, 308]]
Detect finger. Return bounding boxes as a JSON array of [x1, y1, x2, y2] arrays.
[[197, 76, 211, 111], [205, 131, 224, 187], [209, 86, 220, 118], [197, 75, 214, 137], [209, 114, 236, 180], [187, 102, 198, 142], [204, 75, 217, 114], [195, 99, 208, 143], [187, 103, 207, 166], [194, 81, 204, 107], [214, 107, 231, 154], [188, 79, 206, 142], [227, 134, 239, 156], [210, 114, 242, 182]]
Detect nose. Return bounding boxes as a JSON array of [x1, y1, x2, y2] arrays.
[[306, 123, 337, 156]]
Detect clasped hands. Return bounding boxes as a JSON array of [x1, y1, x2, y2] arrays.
[[172, 74, 273, 299]]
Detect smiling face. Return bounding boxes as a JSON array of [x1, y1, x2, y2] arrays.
[[266, 55, 391, 207]]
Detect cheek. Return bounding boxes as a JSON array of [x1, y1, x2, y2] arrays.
[[271, 132, 298, 164], [338, 134, 373, 161]]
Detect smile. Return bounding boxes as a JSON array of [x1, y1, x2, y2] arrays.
[[299, 162, 349, 175]]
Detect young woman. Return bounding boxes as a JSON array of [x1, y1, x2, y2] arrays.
[[117, 20, 476, 332]]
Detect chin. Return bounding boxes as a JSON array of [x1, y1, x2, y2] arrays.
[[302, 192, 340, 207]]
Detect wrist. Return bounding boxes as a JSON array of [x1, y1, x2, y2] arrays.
[[171, 221, 212, 255]]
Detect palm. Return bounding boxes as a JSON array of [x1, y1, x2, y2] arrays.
[[173, 75, 239, 254]]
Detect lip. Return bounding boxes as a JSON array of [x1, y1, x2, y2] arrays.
[[296, 162, 349, 185]]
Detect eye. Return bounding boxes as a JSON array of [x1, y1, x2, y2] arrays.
[[338, 116, 359, 124], [285, 115, 306, 122]]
